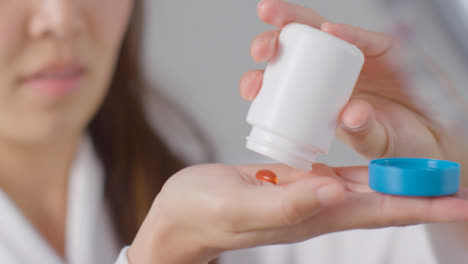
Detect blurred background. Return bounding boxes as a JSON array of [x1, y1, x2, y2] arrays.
[[141, 0, 468, 166]]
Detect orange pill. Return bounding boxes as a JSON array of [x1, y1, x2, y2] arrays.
[[255, 169, 278, 184]]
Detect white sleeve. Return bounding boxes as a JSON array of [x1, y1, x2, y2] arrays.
[[114, 246, 131, 264]]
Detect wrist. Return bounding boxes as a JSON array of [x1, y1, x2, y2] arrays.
[[127, 206, 219, 264]]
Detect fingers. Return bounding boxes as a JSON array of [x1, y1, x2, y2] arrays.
[[319, 190, 468, 233], [337, 99, 390, 159], [321, 22, 395, 58], [255, 2, 395, 59], [223, 179, 345, 248], [231, 164, 345, 231], [239, 70, 263, 101], [334, 166, 369, 185], [243, 31, 277, 101], [270, 189, 468, 244], [257, 0, 327, 29], [333, 166, 373, 193], [235, 163, 340, 185], [229, 164, 468, 246], [232, 175, 345, 233], [236, 163, 371, 192], [251, 0, 328, 63], [251, 30, 280, 63], [359, 191, 468, 227], [247, 186, 468, 246]]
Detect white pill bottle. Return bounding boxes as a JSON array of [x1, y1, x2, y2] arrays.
[[246, 23, 365, 171]]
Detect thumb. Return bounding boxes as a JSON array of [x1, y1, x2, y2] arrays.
[[337, 98, 390, 159], [232, 171, 345, 232]]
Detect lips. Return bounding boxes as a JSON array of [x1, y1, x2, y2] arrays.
[[22, 62, 85, 98]]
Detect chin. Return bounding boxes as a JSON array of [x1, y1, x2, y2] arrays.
[[2, 113, 88, 147]]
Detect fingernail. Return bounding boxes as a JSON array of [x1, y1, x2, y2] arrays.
[[257, 0, 265, 12], [246, 73, 262, 100], [321, 22, 333, 31], [342, 122, 364, 132], [341, 117, 366, 132], [317, 184, 342, 205]]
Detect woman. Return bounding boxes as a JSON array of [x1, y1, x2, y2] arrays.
[[0, 0, 184, 263], [0, 0, 467, 263]]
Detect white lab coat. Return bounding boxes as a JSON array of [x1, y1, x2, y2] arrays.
[[0, 137, 467, 263], [0, 137, 125, 264], [221, 224, 468, 264]]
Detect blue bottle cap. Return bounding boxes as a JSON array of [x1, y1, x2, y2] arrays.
[[369, 158, 460, 197]]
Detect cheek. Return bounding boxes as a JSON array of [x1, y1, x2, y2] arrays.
[[79, 0, 133, 106], [88, 0, 134, 53], [72, 0, 133, 127], [0, 3, 28, 91]]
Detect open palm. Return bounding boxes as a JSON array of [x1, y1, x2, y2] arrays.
[[130, 162, 468, 263]]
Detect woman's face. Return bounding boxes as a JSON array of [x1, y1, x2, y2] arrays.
[[0, 0, 134, 145]]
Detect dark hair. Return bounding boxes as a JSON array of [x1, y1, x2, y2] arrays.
[[88, 1, 217, 258], [88, 0, 185, 245], [88, 2, 219, 262]]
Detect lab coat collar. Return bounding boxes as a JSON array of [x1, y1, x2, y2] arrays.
[[0, 135, 118, 263]]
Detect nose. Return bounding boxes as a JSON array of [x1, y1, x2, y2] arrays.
[[29, 0, 85, 40]]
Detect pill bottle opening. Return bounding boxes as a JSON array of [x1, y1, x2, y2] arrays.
[[246, 126, 319, 171]]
